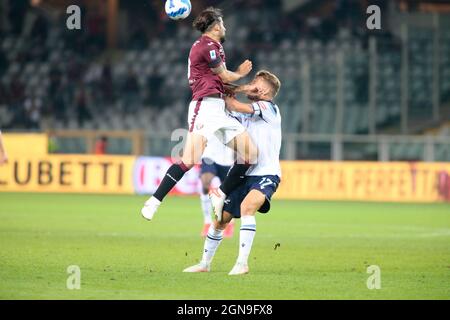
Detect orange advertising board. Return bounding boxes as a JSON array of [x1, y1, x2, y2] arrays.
[[275, 161, 450, 202]]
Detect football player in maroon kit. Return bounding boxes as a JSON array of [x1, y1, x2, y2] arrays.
[[141, 7, 259, 222]]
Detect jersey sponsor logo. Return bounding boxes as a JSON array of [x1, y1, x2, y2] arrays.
[[209, 50, 217, 60]]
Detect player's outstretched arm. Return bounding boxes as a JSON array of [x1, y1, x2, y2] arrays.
[[212, 60, 252, 83], [224, 82, 258, 96], [233, 83, 259, 95], [224, 96, 254, 114]]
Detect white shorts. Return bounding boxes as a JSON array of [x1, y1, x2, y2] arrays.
[[187, 97, 245, 144]]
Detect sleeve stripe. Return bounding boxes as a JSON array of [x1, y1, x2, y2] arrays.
[[252, 102, 261, 116], [208, 57, 223, 68]]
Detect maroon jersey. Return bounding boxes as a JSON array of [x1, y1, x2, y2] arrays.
[[188, 35, 226, 100]]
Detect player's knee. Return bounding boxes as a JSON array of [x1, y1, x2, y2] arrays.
[[213, 220, 227, 230], [180, 152, 198, 169], [240, 203, 257, 217], [201, 180, 210, 194], [200, 175, 212, 194]]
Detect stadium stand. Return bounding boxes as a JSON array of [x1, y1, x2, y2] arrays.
[[0, 0, 449, 159]]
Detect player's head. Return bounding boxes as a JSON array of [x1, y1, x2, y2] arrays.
[[248, 70, 281, 101], [192, 7, 226, 43]]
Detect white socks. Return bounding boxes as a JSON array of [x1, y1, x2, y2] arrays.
[[146, 196, 161, 206], [201, 225, 224, 265], [198, 216, 256, 268], [200, 193, 213, 224], [237, 215, 256, 265]]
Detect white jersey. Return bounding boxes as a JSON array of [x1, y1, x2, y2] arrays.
[[240, 100, 282, 177], [202, 133, 235, 166]]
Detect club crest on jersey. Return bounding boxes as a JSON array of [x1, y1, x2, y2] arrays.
[[209, 50, 217, 60], [196, 123, 204, 130]]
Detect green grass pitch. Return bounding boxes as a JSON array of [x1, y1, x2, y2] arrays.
[[0, 192, 449, 300]]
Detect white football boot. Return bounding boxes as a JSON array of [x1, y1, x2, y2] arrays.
[[141, 196, 161, 221], [209, 188, 226, 222], [182, 262, 210, 273], [228, 262, 249, 275]]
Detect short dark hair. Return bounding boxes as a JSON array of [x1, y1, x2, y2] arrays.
[[192, 7, 223, 33]]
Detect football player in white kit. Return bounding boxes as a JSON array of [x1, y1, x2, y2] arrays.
[[183, 70, 282, 275], [199, 135, 235, 237]]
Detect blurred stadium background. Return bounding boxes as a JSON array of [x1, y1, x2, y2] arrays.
[[0, 0, 449, 161], [0, 0, 449, 300]]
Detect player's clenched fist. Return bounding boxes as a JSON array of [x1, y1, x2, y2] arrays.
[[236, 60, 252, 77]]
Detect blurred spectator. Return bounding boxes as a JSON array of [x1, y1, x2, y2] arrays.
[[0, 50, 7, 75], [437, 171, 450, 201], [76, 86, 91, 127], [30, 8, 48, 42], [145, 67, 163, 107], [94, 136, 108, 155], [51, 89, 67, 124], [9, 0, 29, 35], [129, 21, 148, 50], [123, 69, 140, 113], [49, 66, 62, 94], [24, 96, 42, 129], [0, 82, 8, 105], [100, 61, 114, 105], [355, 71, 369, 104], [67, 58, 84, 84], [48, 133, 59, 153], [87, 5, 106, 53], [9, 74, 24, 102]]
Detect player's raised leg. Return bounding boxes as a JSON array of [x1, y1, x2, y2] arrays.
[[183, 212, 233, 272], [210, 131, 258, 221], [228, 189, 266, 275], [141, 132, 206, 220]]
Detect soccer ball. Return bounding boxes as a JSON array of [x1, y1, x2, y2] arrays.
[[165, 0, 192, 20]]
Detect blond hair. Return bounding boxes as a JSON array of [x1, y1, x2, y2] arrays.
[[255, 70, 281, 97]]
